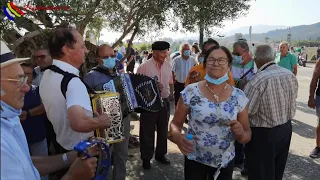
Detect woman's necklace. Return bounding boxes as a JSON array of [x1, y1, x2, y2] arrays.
[[205, 82, 227, 103]]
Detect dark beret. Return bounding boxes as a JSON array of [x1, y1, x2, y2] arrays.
[[152, 41, 170, 51]]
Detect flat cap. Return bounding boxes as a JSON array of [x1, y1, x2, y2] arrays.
[[152, 41, 170, 51]]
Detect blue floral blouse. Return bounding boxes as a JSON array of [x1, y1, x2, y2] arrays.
[[181, 83, 249, 168]]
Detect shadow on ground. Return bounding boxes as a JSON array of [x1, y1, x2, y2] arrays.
[[284, 152, 320, 180], [125, 147, 248, 180], [296, 101, 316, 115], [125, 146, 320, 180], [291, 119, 316, 139], [126, 148, 184, 180]]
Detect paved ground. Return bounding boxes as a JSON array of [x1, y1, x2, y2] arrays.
[[124, 63, 320, 180]]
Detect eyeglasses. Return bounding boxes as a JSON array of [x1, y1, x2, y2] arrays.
[[206, 58, 229, 65], [1, 75, 28, 88]]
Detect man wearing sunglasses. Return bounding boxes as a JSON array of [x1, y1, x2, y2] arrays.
[[32, 48, 53, 86], [83, 44, 131, 180], [0, 40, 98, 180]]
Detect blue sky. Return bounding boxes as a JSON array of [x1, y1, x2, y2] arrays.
[[100, 0, 320, 43]]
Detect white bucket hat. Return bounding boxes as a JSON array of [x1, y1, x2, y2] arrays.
[[0, 41, 29, 68]]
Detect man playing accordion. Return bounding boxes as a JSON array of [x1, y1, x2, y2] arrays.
[[83, 44, 131, 180], [136, 41, 172, 169]]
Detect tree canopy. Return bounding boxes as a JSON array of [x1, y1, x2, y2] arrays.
[[172, 0, 251, 47], [1, 0, 252, 57]]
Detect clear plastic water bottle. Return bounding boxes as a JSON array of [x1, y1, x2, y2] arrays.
[[186, 134, 196, 160]]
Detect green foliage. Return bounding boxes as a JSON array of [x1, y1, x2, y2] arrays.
[[86, 17, 106, 44], [292, 40, 320, 47], [172, 0, 251, 43], [132, 43, 152, 52], [106, 0, 175, 47]]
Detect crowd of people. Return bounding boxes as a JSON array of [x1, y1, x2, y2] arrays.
[[1, 25, 319, 180]]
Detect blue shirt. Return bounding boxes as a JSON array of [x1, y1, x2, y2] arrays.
[[1, 101, 40, 179], [21, 85, 46, 145], [116, 53, 124, 70]]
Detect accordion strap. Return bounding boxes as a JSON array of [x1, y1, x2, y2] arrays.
[[44, 65, 96, 98], [92, 66, 117, 77]]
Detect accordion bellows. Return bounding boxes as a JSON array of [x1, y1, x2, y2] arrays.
[[90, 92, 124, 144], [103, 73, 164, 117]]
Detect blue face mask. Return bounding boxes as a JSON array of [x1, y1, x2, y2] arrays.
[[204, 73, 229, 85], [103, 57, 117, 69], [199, 57, 205, 63], [233, 55, 243, 64], [183, 50, 191, 57]]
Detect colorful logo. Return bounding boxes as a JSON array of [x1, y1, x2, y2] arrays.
[[3, 1, 25, 21]]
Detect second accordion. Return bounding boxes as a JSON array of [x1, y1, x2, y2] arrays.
[[90, 92, 124, 144], [102, 73, 164, 117]]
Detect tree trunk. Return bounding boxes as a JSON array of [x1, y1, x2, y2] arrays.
[[118, 25, 139, 65], [112, 9, 149, 48], [199, 24, 204, 48], [112, 22, 138, 49], [78, 23, 86, 36], [76, 0, 102, 36]]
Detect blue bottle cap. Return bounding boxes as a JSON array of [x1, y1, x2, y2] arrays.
[[186, 134, 193, 140]]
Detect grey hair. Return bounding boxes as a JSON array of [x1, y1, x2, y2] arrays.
[[280, 42, 289, 49], [233, 40, 249, 51], [179, 42, 190, 53], [254, 45, 276, 63]]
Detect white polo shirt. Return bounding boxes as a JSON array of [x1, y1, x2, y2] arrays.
[[39, 60, 93, 150]]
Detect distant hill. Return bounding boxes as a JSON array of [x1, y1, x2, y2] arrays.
[[221, 22, 320, 43], [224, 25, 288, 37]]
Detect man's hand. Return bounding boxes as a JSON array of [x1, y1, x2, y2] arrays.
[[308, 97, 316, 109], [157, 82, 164, 92], [65, 157, 97, 180], [93, 111, 110, 129], [240, 52, 252, 66], [228, 120, 244, 141], [19, 111, 28, 121]]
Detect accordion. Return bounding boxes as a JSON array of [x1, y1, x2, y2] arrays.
[[90, 92, 124, 144], [102, 73, 164, 117]]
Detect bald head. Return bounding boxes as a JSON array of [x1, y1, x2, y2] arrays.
[[280, 42, 289, 56], [180, 43, 190, 53], [280, 42, 289, 48], [97, 44, 115, 64]]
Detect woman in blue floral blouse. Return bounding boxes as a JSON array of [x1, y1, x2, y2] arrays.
[[169, 46, 251, 180]]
